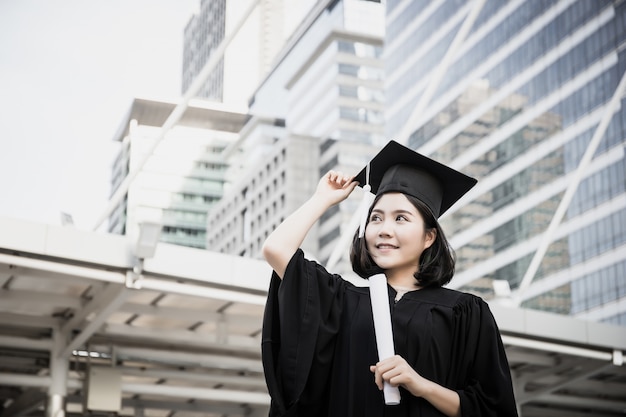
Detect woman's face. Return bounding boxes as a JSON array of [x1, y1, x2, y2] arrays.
[[365, 193, 435, 278]]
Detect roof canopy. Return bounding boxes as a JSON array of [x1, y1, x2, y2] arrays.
[[0, 216, 624, 416]]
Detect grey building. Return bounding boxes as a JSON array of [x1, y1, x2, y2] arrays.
[[182, 0, 226, 100], [182, 0, 316, 107], [206, 132, 320, 257], [383, 0, 626, 324]]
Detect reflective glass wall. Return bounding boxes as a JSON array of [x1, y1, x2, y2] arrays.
[[385, 0, 626, 324]]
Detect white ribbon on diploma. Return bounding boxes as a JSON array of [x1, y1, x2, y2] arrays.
[[369, 273, 401, 405]]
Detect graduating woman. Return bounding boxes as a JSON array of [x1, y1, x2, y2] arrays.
[[261, 141, 518, 417]]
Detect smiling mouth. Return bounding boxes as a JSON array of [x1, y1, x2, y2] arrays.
[[376, 244, 398, 249]]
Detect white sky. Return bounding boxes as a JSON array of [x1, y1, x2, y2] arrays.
[[0, 0, 199, 230]]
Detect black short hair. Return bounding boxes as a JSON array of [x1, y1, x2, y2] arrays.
[[349, 193, 456, 287]]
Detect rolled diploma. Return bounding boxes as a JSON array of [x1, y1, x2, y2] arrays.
[[369, 273, 401, 405]]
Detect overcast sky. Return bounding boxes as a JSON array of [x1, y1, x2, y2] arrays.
[[0, 0, 198, 230]]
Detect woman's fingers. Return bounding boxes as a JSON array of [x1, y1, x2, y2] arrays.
[[372, 356, 416, 388], [327, 170, 353, 186], [370, 365, 384, 390]]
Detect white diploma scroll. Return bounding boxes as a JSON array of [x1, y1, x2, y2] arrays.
[[369, 273, 401, 405]]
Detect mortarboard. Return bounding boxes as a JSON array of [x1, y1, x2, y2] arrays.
[[355, 140, 477, 236]]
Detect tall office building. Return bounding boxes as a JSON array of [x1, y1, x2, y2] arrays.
[[205, 0, 385, 269], [109, 98, 248, 249], [251, 0, 385, 144], [384, 0, 626, 324], [182, 0, 317, 107], [182, 0, 226, 101]]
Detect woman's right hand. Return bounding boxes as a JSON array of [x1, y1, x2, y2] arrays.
[[315, 171, 358, 207], [370, 355, 461, 417]]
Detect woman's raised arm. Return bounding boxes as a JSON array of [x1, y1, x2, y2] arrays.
[[262, 171, 358, 279]]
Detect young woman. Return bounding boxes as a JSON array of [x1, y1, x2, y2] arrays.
[[261, 141, 518, 417]]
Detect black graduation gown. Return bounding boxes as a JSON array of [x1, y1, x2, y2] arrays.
[[261, 249, 518, 417]]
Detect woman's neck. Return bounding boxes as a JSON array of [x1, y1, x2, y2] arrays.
[[385, 271, 420, 290]]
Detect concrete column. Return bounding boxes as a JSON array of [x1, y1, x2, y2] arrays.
[[46, 326, 69, 417]]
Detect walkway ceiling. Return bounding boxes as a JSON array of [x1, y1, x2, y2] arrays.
[[0, 217, 624, 417]]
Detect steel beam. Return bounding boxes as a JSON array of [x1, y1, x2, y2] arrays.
[[119, 302, 262, 327], [60, 283, 130, 358], [65, 395, 267, 416], [0, 335, 53, 351], [0, 253, 125, 285], [98, 323, 261, 355], [122, 382, 270, 405], [121, 366, 266, 388], [101, 346, 263, 373], [0, 312, 59, 329], [60, 282, 127, 335]]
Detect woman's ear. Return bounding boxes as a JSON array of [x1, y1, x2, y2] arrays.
[[424, 228, 437, 249]]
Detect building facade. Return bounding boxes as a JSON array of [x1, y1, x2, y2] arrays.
[[109, 98, 248, 249], [182, 0, 317, 107], [206, 133, 321, 257], [182, 0, 226, 101], [384, 0, 626, 324], [211, 0, 385, 266], [251, 0, 385, 144]]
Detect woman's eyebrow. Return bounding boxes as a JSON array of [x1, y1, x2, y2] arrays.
[[371, 208, 415, 215]]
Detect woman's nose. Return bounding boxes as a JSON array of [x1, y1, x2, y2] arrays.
[[377, 219, 393, 236]]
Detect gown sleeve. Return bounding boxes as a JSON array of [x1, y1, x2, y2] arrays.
[[452, 294, 518, 417], [261, 249, 347, 417]]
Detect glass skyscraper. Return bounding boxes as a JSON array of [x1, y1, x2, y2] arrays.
[[384, 0, 626, 324]]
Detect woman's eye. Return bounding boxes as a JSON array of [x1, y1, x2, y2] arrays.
[[370, 214, 381, 222], [396, 215, 407, 221]]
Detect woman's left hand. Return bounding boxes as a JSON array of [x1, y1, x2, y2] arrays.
[[369, 355, 428, 398]]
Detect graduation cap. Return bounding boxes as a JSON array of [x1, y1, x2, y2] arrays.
[[355, 140, 477, 236]]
